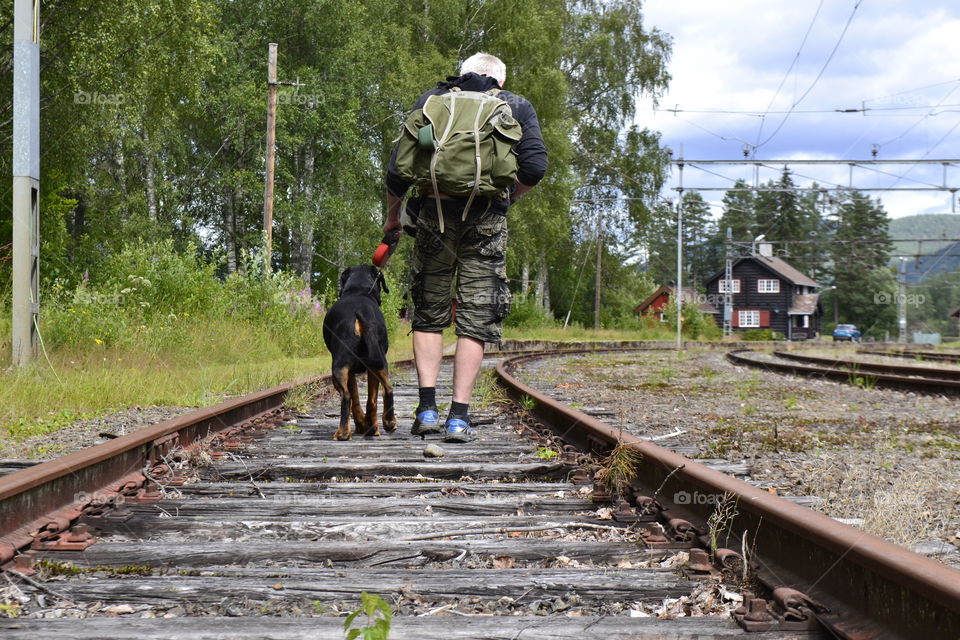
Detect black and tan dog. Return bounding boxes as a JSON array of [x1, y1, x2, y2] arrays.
[[322, 266, 397, 440]]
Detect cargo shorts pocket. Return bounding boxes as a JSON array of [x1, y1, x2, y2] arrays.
[[493, 276, 512, 322], [476, 218, 507, 258]]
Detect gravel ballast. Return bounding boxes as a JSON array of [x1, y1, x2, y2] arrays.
[[512, 347, 960, 566]]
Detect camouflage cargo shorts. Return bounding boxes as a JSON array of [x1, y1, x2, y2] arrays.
[[410, 197, 511, 344]]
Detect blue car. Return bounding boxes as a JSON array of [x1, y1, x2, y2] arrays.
[[832, 324, 862, 342]]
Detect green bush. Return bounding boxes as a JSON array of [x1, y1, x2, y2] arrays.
[[504, 294, 555, 330], [739, 328, 783, 341], [40, 240, 330, 361]]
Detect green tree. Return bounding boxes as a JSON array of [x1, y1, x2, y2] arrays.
[[830, 191, 895, 335]]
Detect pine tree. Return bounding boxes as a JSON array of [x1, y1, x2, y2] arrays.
[[830, 191, 896, 334]]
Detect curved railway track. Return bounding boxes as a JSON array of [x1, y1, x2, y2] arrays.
[[0, 345, 957, 639], [729, 348, 960, 394], [858, 348, 960, 364]]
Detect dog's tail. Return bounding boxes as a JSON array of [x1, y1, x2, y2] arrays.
[[355, 312, 386, 367]]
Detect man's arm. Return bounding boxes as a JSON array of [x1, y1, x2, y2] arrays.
[[384, 193, 403, 234]]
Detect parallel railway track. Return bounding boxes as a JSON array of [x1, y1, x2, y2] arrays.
[[0, 346, 957, 639], [729, 348, 960, 394]]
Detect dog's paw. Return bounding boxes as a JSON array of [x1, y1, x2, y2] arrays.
[[383, 415, 398, 433], [333, 430, 352, 441]]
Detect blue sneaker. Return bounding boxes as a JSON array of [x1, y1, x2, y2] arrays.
[[442, 417, 475, 443], [411, 408, 442, 437]]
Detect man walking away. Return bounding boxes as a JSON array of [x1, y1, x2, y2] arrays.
[[383, 52, 547, 442]]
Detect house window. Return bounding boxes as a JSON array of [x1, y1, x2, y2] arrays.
[[718, 279, 741, 293], [758, 279, 780, 293], [739, 310, 760, 328]]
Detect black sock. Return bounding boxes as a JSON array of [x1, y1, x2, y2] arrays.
[[449, 401, 469, 418], [418, 387, 436, 410]]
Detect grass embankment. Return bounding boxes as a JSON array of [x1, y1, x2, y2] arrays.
[[0, 240, 721, 452]]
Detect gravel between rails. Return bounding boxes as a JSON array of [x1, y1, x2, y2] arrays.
[[512, 348, 960, 567]]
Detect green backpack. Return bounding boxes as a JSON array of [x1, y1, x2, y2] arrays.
[[394, 87, 523, 231]]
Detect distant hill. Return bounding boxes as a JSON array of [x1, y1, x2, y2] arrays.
[[889, 214, 960, 257], [887, 214, 960, 282]]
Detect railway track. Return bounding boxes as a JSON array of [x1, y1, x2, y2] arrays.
[[729, 348, 960, 394], [0, 346, 958, 639], [858, 348, 960, 364]]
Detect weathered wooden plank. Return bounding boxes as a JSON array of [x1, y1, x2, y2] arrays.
[[42, 539, 665, 568], [201, 460, 569, 481], [241, 440, 532, 458], [175, 481, 581, 499], [85, 515, 627, 541], [0, 616, 819, 639], [41, 567, 700, 605], [123, 496, 596, 518]]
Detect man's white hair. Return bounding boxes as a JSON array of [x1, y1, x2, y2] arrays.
[[460, 52, 506, 86]]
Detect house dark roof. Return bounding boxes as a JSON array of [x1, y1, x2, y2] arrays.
[[789, 293, 820, 315], [949, 305, 960, 319], [634, 285, 718, 314], [706, 254, 819, 288]]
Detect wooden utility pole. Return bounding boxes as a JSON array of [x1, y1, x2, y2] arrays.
[[262, 43, 278, 270], [594, 208, 602, 330], [12, 0, 40, 367]]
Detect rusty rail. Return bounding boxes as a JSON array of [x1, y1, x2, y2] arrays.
[[728, 349, 960, 393], [0, 377, 323, 564], [858, 348, 960, 364], [496, 350, 960, 639]]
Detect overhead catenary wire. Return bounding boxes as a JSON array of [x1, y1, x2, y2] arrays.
[[753, 0, 865, 153], [753, 0, 826, 145]]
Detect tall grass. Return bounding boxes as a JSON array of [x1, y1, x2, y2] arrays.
[[0, 240, 417, 448]]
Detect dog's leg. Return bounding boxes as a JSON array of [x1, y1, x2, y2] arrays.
[[372, 368, 397, 433], [332, 366, 352, 441], [364, 370, 380, 437], [347, 372, 365, 434]]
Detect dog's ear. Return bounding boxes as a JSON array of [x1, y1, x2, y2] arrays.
[[338, 268, 350, 295], [378, 271, 390, 294]]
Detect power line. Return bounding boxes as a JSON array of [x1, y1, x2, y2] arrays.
[[753, 0, 825, 144], [753, 0, 865, 153]]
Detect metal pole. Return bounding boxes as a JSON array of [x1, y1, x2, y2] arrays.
[[594, 207, 602, 331], [897, 257, 907, 344], [262, 43, 278, 270], [676, 160, 684, 349], [12, 0, 40, 367], [723, 227, 733, 338]]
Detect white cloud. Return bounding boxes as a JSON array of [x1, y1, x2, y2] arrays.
[[639, 0, 960, 218]]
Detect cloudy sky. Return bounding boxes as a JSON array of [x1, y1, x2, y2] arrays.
[[638, 0, 960, 218]]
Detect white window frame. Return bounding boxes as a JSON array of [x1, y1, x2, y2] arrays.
[[718, 279, 741, 293], [757, 279, 780, 293], [738, 310, 760, 328]]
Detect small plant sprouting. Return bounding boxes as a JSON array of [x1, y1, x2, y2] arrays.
[[707, 492, 739, 559], [343, 592, 392, 640], [595, 443, 643, 498], [519, 394, 536, 411], [535, 447, 558, 460], [283, 382, 321, 414], [784, 395, 798, 410]]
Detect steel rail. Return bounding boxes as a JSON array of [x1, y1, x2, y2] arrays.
[[0, 376, 324, 563], [727, 349, 960, 394], [773, 350, 960, 381], [495, 349, 960, 640], [858, 348, 960, 364]]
